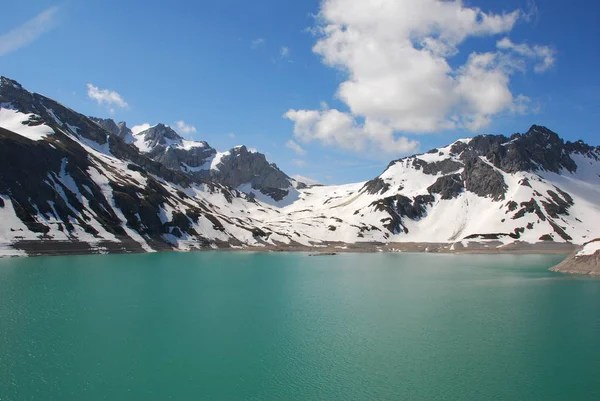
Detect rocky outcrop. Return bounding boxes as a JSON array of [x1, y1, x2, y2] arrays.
[[131, 124, 296, 200], [427, 174, 464, 200], [370, 194, 434, 234], [362, 177, 390, 195], [412, 158, 462, 175], [210, 146, 292, 191], [462, 155, 507, 201], [90, 117, 132, 141], [550, 239, 600, 275], [466, 126, 579, 174]]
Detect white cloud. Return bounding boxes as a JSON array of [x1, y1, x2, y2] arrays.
[[131, 123, 151, 135], [0, 6, 59, 56], [284, 108, 419, 156], [496, 37, 555, 73], [228, 132, 236, 138], [251, 38, 265, 49], [286, 139, 306, 155], [87, 84, 129, 109], [286, 0, 554, 156], [292, 159, 307, 167], [292, 174, 320, 185], [280, 46, 290, 57], [175, 120, 197, 136]]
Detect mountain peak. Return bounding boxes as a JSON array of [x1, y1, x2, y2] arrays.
[[137, 123, 182, 144], [0, 76, 23, 90]]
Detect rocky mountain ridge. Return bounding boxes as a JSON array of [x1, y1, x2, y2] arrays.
[[1, 76, 599, 257], [93, 118, 300, 205]]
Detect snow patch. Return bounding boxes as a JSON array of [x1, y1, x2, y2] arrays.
[[0, 106, 54, 141], [577, 241, 600, 257]]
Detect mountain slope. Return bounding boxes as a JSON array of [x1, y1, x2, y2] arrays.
[[1, 76, 599, 257], [264, 127, 600, 245], [0, 77, 307, 256], [100, 119, 302, 206]]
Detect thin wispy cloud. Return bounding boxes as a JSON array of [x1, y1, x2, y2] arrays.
[[292, 174, 320, 185], [251, 38, 265, 49], [0, 6, 59, 56], [87, 84, 129, 113], [286, 139, 306, 155], [280, 46, 290, 58]]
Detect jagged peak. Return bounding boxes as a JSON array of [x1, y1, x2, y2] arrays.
[[0, 76, 23, 90], [137, 123, 182, 142]]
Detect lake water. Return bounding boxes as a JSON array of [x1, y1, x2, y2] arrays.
[[0, 251, 599, 401]]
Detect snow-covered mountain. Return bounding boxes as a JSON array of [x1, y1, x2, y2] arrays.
[[1, 76, 599, 256], [266, 128, 600, 245], [93, 119, 302, 206]]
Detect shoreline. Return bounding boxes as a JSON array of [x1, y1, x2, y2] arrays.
[[0, 239, 577, 258]]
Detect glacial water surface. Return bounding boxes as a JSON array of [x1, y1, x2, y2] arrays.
[[0, 251, 599, 401]]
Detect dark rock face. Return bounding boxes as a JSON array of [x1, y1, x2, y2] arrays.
[[258, 187, 289, 202], [541, 189, 573, 218], [0, 125, 126, 238], [90, 117, 132, 140], [131, 123, 295, 199], [370, 194, 434, 233], [462, 156, 507, 201], [209, 146, 292, 191], [427, 174, 464, 200], [362, 177, 390, 195], [512, 199, 546, 221], [449, 141, 468, 156], [411, 158, 462, 175], [465, 125, 578, 174]]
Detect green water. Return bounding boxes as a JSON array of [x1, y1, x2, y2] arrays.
[[0, 252, 599, 401]]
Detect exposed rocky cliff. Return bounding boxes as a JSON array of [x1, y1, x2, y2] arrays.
[[90, 117, 133, 141], [127, 122, 299, 204]]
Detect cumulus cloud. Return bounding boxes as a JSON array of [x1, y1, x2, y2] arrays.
[[175, 120, 197, 136], [0, 6, 59, 56], [131, 123, 151, 135], [284, 108, 419, 155], [87, 84, 129, 109], [286, 139, 306, 155], [285, 0, 554, 156]]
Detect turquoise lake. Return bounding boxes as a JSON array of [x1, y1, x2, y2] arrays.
[[1, 252, 599, 401]]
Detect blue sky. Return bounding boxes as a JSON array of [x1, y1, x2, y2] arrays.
[[1, 0, 598, 184]]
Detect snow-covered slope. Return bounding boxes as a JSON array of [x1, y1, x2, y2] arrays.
[[0, 77, 307, 255], [267, 131, 600, 245], [1, 75, 599, 257], [121, 122, 301, 205]]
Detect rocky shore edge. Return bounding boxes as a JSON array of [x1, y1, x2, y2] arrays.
[[0, 239, 577, 258], [550, 239, 600, 276]]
